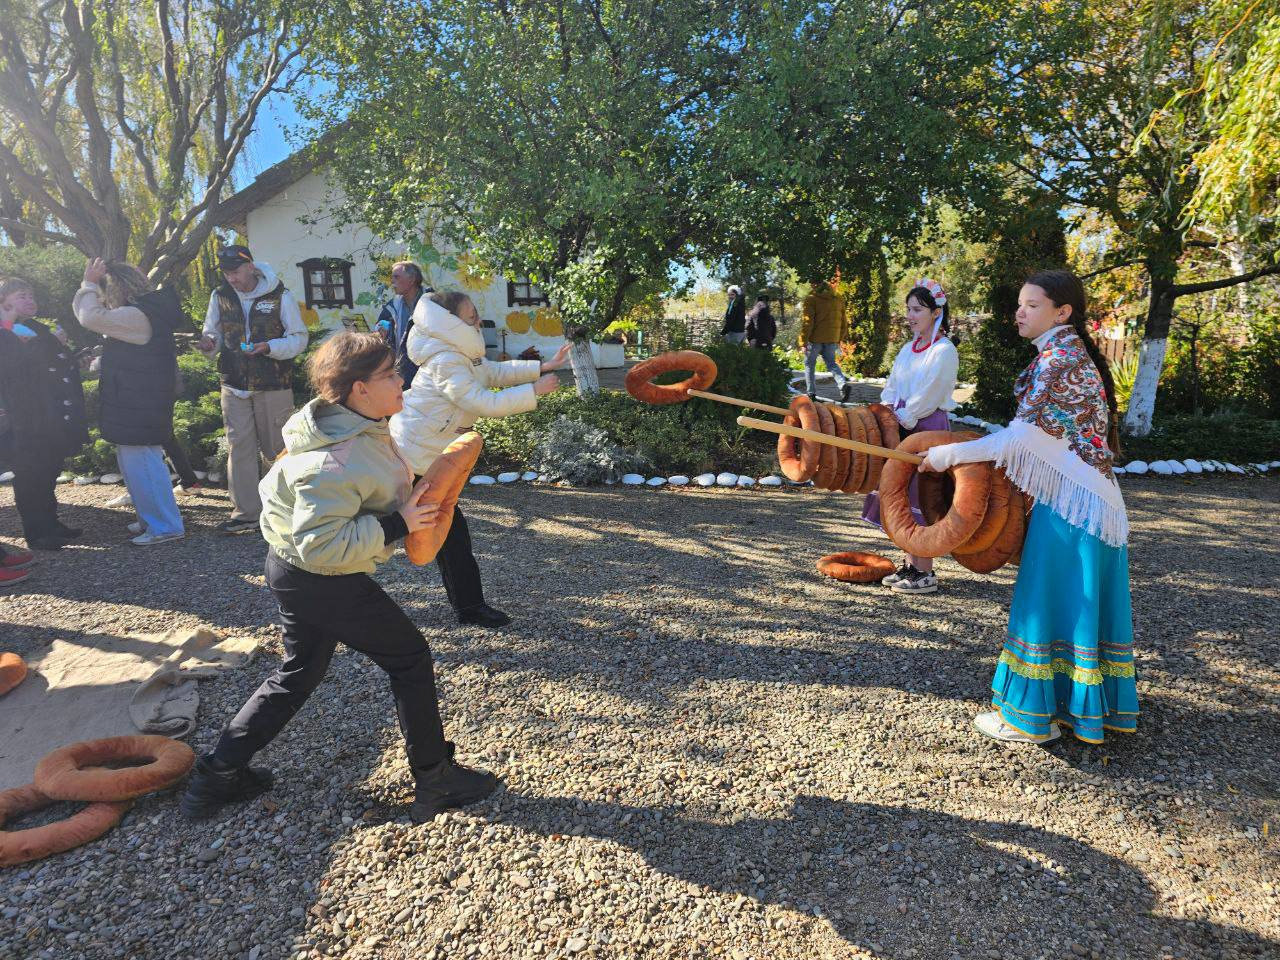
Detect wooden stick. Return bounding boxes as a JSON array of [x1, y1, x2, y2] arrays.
[[736, 415, 925, 465], [684, 388, 791, 417]]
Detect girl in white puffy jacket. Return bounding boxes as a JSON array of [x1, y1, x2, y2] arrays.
[[390, 291, 569, 627]]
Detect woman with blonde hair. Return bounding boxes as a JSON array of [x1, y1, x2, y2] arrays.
[[73, 257, 186, 544]]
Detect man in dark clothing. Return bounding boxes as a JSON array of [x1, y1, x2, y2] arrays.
[[745, 294, 777, 349], [376, 260, 432, 387], [721, 284, 746, 344], [0, 277, 89, 550]]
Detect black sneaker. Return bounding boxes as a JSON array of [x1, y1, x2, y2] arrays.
[[840, 382, 854, 404], [410, 744, 499, 823], [456, 603, 512, 628], [53, 523, 83, 540], [217, 517, 259, 535], [806, 392, 818, 402], [882, 562, 914, 587], [27, 537, 64, 551], [179, 754, 274, 820]]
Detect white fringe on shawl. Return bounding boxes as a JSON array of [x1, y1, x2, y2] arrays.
[[993, 419, 1129, 548]]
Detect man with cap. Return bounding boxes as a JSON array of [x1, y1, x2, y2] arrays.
[[197, 245, 308, 534]]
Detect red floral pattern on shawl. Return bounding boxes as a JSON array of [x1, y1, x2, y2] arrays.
[[1013, 327, 1114, 479]]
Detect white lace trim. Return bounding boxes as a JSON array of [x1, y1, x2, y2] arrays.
[[996, 420, 1129, 547]]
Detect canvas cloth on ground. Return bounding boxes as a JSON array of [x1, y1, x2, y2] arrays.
[[0, 628, 256, 791]]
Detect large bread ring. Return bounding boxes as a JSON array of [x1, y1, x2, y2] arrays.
[[952, 486, 1027, 574], [878, 431, 992, 559], [816, 551, 897, 583], [812, 402, 840, 490], [0, 652, 27, 696], [0, 784, 130, 867], [35, 736, 195, 802], [823, 403, 852, 491], [624, 350, 718, 405], [841, 408, 868, 493], [777, 396, 821, 482], [953, 467, 1015, 555], [406, 431, 484, 565], [918, 430, 982, 526], [867, 403, 901, 452], [853, 406, 881, 494]]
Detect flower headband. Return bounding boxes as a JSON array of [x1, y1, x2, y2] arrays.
[[913, 277, 947, 307]]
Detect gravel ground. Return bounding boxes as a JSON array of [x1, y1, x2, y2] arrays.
[[1, 476, 1277, 960]]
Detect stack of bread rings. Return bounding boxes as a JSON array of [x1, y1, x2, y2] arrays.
[[777, 396, 902, 495], [877, 431, 1030, 573], [0, 735, 194, 866]]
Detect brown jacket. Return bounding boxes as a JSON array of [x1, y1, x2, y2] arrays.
[[800, 285, 847, 344]]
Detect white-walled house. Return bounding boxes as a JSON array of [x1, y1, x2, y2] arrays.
[[215, 147, 624, 366]]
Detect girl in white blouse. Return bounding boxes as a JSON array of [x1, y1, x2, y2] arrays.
[[862, 277, 959, 594]]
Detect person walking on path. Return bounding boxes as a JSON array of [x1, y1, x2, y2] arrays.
[[197, 245, 308, 535], [920, 269, 1136, 745], [73, 258, 187, 545], [180, 332, 497, 822], [800, 278, 852, 402], [721, 285, 747, 344], [391, 291, 569, 628], [863, 277, 960, 594], [745, 294, 777, 349], [0, 277, 88, 551], [376, 260, 432, 387]]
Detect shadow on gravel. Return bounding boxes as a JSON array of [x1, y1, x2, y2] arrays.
[[493, 791, 1280, 960]]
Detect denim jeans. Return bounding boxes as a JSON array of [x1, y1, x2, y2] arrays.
[[804, 342, 847, 394], [116, 444, 184, 536]]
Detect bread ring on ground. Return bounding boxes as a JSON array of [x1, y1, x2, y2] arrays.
[[35, 736, 195, 802], [823, 403, 852, 491], [0, 784, 130, 867], [853, 406, 881, 494], [623, 350, 718, 405], [812, 402, 840, 490], [952, 485, 1027, 574], [777, 396, 821, 482], [406, 431, 484, 565], [954, 467, 1015, 555], [816, 551, 897, 583], [878, 431, 992, 559], [841, 408, 868, 493], [0, 652, 27, 697]]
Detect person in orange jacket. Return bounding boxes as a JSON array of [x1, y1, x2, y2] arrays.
[[800, 278, 851, 402]]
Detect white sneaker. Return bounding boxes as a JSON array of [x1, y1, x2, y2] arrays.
[[130, 531, 184, 546], [127, 521, 145, 535], [106, 493, 133, 508], [882, 562, 913, 587], [890, 568, 938, 593], [974, 710, 1061, 744]]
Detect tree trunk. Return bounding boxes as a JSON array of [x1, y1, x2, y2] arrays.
[[1123, 276, 1175, 437], [569, 335, 599, 396]]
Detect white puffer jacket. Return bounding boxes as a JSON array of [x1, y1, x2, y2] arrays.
[[390, 297, 541, 473]]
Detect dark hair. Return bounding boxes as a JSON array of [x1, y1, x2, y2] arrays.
[[755, 294, 769, 304], [1024, 269, 1121, 455], [905, 286, 951, 336], [307, 332, 394, 404], [429, 290, 473, 316]]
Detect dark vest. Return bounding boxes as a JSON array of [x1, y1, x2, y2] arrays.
[[98, 287, 182, 446], [216, 279, 294, 392]]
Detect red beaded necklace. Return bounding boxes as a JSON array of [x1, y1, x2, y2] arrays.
[[911, 331, 943, 353]]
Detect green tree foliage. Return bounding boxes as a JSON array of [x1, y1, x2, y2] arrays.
[[0, 243, 83, 339], [968, 189, 1067, 422]]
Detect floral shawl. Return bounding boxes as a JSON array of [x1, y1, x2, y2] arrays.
[[998, 327, 1128, 546]]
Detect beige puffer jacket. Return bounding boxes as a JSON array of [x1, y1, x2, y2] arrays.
[[390, 298, 541, 473]]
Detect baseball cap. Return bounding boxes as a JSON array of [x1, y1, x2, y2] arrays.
[[217, 245, 254, 271]]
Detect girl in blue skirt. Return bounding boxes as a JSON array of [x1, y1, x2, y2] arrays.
[[920, 270, 1138, 744]]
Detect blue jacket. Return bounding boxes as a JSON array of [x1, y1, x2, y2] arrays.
[[377, 288, 431, 387]]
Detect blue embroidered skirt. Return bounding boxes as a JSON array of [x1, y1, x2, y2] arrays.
[[992, 504, 1139, 743]]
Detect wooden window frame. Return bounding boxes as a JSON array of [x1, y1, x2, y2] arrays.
[[298, 257, 355, 309], [507, 277, 550, 307]]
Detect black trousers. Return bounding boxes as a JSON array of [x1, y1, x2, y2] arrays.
[[163, 435, 198, 487], [436, 505, 486, 612], [213, 551, 449, 774], [0, 433, 64, 541]]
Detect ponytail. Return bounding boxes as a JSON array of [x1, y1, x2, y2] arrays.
[[1025, 269, 1122, 457]]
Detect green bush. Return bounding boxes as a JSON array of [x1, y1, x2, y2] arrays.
[[1121, 411, 1280, 463]]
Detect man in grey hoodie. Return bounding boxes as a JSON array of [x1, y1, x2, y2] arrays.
[[198, 245, 309, 533]]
